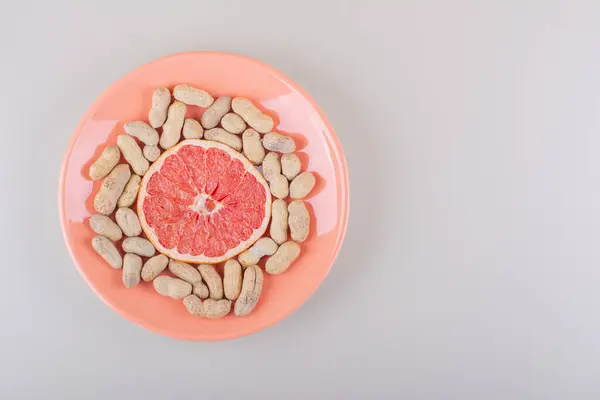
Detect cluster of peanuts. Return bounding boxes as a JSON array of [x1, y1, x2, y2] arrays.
[[87, 84, 315, 318]]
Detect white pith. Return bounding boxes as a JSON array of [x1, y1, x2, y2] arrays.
[[191, 193, 223, 215]]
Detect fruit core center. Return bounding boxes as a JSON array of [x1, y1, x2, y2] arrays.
[[192, 194, 221, 215], [205, 199, 216, 211]]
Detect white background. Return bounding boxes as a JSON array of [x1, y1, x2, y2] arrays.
[[2, 1, 600, 398]]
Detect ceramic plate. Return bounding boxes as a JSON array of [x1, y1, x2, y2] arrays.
[[58, 51, 349, 340]]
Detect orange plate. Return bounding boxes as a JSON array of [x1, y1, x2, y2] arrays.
[[58, 51, 349, 341]]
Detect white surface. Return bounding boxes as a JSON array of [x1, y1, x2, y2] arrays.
[[2, 1, 600, 398]]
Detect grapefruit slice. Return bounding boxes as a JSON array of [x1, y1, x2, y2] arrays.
[[137, 139, 271, 264]]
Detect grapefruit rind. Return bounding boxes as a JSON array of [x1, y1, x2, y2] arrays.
[[137, 139, 272, 264]]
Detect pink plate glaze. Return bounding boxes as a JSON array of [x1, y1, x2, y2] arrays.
[[58, 51, 349, 341]]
